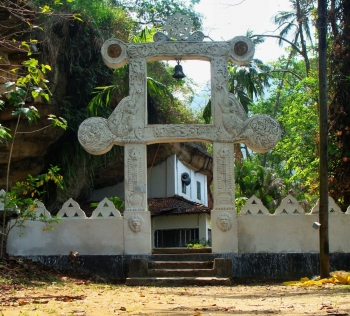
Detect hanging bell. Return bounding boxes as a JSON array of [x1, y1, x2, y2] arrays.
[[172, 59, 186, 80]]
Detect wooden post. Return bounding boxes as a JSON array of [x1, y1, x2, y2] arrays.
[[318, 0, 330, 278]]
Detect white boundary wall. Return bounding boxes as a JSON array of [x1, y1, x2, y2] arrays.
[[6, 194, 350, 256]]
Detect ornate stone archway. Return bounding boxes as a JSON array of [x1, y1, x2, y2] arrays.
[[78, 15, 281, 254]]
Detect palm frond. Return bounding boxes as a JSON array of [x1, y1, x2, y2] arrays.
[[87, 85, 116, 116], [147, 77, 174, 101], [202, 100, 212, 124]]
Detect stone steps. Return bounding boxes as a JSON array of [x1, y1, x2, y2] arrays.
[[126, 255, 232, 286], [152, 247, 212, 254], [148, 268, 216, 277], [150, 261, 213, 269]]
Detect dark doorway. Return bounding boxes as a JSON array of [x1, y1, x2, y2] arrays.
[[154, 228, 199, 247]]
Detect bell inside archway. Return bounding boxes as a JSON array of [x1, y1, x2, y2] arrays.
[[172, 59, 186, 80]]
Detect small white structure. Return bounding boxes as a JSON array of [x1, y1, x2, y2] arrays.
[[90, 154, 208, 206], [90, 154, 211, 248]]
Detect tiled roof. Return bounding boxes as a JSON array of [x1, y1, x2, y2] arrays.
[[148, 195, 211, 217]]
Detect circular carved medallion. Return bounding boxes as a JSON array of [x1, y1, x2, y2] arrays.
[[244, 115, 281, 152], [229, 36, 255, 65], [107, 44, 122, 58], [101, 39, 127, 69], [234, 41, 248, 56], [78, 117, 114, 154]]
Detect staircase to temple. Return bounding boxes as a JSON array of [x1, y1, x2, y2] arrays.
[[126, 249, 232, 286]]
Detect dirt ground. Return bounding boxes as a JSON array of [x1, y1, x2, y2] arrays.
[[1, 258, 350, 316]]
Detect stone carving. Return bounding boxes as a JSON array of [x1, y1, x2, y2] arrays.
[[152, 13, 206, 42], [216, 212, 233, 232], [90, 197, 121, 218], [153, 32, 171, 42], [216, 146, 234, 205], [127, 42, 230, 60], [57, 198, 86, 218], [129, 58, 146, 95], [101, 38, 128, 69], [220, 93, 247, 137], [126, 147, 146, 209], [79, 118, 280, 154], [310, 196, 343, 214], [101, 37, 254, 66], [31, 201, 52, 218], [274, 194, 305, 215], [228, 36, 255, 65], [164, 13, 192, 40], [346, 206, 350, 215], [219, 94, 281, 151], [107, 95, 138, 137], [213, 58, 228, 92], [243, 115, 281, 152], [240, 195, 269, 215], [187, 31, 205, 42], [128, 214, 144, 232], [154, 125, 200, 138], [78, 117, 114, 154]]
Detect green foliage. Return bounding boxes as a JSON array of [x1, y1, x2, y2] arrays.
[[235, 160, 288, 212], [235, 197, 248, 213], [1, 58, 67, 129], [202, 56, 272, 123], [327, 0, 350, 208], [90, 196, 125, 212], [116, 0, 202, 30], [254, 67, 319, 192], [0, 124, 11, 143], [12, 165, 64, 197], [1, 166, 64, 249], [202, 100, 212, 124], [186, 238, 211, 248], [228, 58, 271, 109]]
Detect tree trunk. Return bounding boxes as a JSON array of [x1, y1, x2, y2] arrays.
[[317, 0, 330, 279], [296, 0, 311, 75]]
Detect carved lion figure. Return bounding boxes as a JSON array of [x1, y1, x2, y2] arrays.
[[128, 214, 144, 233], [216, 212, 233, 232]]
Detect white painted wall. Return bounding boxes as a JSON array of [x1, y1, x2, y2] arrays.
[[7, 206, 350, 255], [7, 218, 125, 255], [174, 156, 208, 206], [199, 213, 210, 241], [237, 213, 350, 253], [148, 158, 168, 198]]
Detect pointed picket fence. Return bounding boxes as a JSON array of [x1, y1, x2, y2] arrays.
[[4, 193, 350, 255]]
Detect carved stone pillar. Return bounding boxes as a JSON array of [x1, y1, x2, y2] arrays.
[[211, 56, 229, 126], [211, 142, 238, 253], [124, 143, 151, 254]]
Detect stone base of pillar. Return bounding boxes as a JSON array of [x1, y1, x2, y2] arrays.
[[211, 209, 238, 253], [124, 211, 151, 254]]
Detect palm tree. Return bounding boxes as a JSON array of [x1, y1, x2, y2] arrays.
[[228, 58, 271, 112], [273, 0, 315, 75]]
